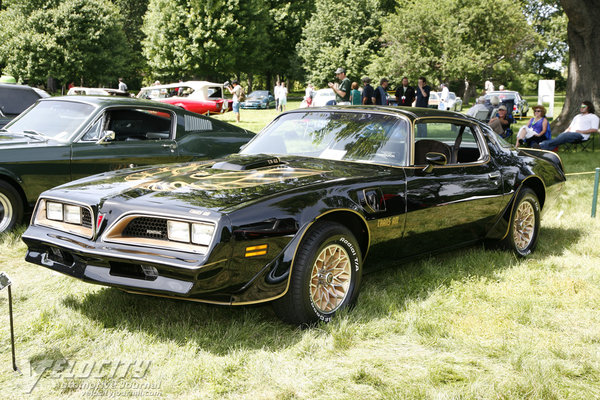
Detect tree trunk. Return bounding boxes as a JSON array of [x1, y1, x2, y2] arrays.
[[554, 0, 600, 132]]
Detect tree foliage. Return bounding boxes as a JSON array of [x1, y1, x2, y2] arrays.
[[370, 0, 540, 93], [297, 0, 384, 86], [142, 0, 271, 84], [0, 0, 133, 87]]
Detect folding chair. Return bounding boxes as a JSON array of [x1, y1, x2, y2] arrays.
[[562, 130, 597, 152]]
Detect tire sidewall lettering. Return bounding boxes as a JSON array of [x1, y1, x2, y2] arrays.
[[307, 234, 361, 321]]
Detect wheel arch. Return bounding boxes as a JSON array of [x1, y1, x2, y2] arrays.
[[0, 173, 27, 211], [314, 209, 370, 261], [519, 175, 546, 210]]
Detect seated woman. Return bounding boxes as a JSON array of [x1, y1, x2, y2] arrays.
[[515, 105, 550, 148]]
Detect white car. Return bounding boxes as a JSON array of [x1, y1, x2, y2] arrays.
[[311, 88, 336, 107], [429, 91, 463, 111], [67, 87, 131, 97]]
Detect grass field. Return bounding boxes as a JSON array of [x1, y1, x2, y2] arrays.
[[1, 100, 599, 399]]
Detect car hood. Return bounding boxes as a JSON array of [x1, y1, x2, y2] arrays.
[[49, 154, 391, 213], [0, 131, 58, 147]]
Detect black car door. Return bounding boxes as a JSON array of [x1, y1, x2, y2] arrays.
[[399, 118, 506, 257], [70, 107, 183, 180]]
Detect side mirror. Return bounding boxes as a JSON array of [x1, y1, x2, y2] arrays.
[[422, 152, 447, 173], [96, 130, 115, 144]]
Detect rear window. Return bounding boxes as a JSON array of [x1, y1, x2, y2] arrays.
[[0, 86, 41, 115]]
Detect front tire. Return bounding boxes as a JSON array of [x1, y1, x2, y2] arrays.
[[0, 181, 23, 233], [273, 222, 362, 325], [502, 188, 540, 256]]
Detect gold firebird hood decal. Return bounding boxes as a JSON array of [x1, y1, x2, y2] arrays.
[[124, 164, 327, 192]]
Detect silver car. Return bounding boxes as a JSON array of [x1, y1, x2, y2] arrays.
[[484, 91, 529, 118]]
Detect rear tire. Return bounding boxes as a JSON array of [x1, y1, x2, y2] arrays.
[[502, 188, 540, 257], [273, 222, 362, 325], [0, 181, 23, 233]]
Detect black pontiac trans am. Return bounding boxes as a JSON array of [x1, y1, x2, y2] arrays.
[[22, 107, 566, 324]]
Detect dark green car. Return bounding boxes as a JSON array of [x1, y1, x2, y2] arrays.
[[0, 96, 254, 233]]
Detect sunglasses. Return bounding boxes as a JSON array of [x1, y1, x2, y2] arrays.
[[534, 110, 542, 113], [581, 105, 588, 108]]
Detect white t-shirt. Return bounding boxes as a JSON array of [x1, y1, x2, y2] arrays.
[[570, 113, 600, 139], [231, 85, 243, 102]]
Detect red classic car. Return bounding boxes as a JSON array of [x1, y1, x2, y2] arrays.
[[137, 81, 232, 115]]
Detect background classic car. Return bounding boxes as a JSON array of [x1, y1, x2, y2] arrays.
[[0, 82, 50, 128], [484, 90, 529, 118], [0, 96, 254, 233], [22, 107, 565, 325], [137, 81, 232, 114], [240, 90, 276, 109]]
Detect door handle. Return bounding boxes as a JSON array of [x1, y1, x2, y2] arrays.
[[488, 172, 501, 180], [162, 143, 177, 151]]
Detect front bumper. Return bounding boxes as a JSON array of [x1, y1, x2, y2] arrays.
[[22, 225, 233, 302]]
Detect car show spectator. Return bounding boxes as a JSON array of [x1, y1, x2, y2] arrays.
[[328, 67, 351, 105], [274, 81, 282, 112], [489, 105, 514, 138], [304, 83, 315, 107], [439, 83, 450, 110], [374, 78, 389, 105], [279, 82, 288, 112], [515, 105, 550, 149], [485, 79, 494, 93], [540, 100, 599, 150], [466, 96, 490, 118], [227, 80, 244, 123], [361, 76, 374, 105], [118, 77, 127, 92], [395, 77, 415, 107], [415, 77, 431, 108], [350, 82, 361, 105]]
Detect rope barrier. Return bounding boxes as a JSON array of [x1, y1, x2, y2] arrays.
[[564, 171, 600, 176]]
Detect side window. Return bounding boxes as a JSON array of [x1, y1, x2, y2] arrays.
[[413, 121, 483, 165], [105, 109, 173, 141], [81, 118, 104, 141]]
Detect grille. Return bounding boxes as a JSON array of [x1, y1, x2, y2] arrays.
[[122, 217, 168, 240], [81, 208, 92, 228]]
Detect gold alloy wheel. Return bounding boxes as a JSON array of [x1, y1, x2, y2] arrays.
[[309, 244, 352, 313], [513, 200, 535, 251]]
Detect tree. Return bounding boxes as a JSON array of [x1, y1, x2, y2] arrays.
[[297, 0, 384, 86], [142, 0, 270, 85], [370, 0, 540, 100], [0, 0, 133, 88], [552, 0, 600, 132]]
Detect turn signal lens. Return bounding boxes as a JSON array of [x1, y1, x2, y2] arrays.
[[46, 202, 63, 221], [167, 220, 190, 242]]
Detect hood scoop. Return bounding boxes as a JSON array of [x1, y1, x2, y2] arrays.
[[211, 154, 286, 171]]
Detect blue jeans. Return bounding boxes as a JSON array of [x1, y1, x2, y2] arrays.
[[232, 101, 240, 113], [540, 131, 584, 150]]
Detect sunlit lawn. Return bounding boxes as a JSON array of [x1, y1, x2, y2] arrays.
[[1, 99, 599, 399]]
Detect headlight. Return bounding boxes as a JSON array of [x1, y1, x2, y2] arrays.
[[64, 205, 82, 224], [46, 202, 63, 221], [167, 220, 190, 242], [34, 199, 94, 238], [192, 223, 214, 246]]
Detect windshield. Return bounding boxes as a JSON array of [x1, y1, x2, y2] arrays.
[[486, 92, 516, 101], [5, 100, 94, 141], [240, 111, 409, 166]]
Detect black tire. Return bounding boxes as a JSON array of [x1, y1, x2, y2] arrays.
[[0, 180, 23, 233], [502, 188, 540, 257], [273, 222, 362, 325]]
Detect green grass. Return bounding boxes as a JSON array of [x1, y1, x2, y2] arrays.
[[1, 104, 600, 399]]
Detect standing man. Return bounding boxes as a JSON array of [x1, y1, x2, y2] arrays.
[[274, 81, 281, 112], [226, 80, 243, 123], [328, 67, 351, 105], [361, 76, 374, 105], [540, 101, 599, 150], [279, 82, 288, 112], [118, 77, 127, 92], [395, 77, 415, 107], [374, 78, 389, 105], [439, 83, 450, 110], [415, 77, 431, 108]]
